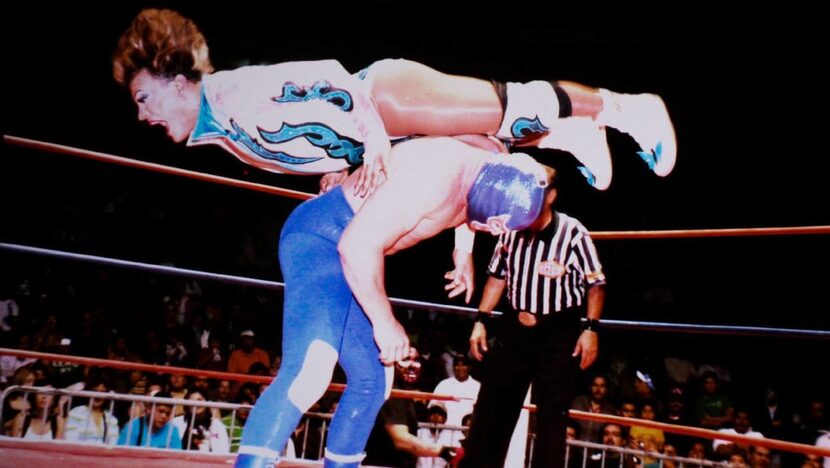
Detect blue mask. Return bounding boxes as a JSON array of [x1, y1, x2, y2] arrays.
[[467, 153, 548, 231]]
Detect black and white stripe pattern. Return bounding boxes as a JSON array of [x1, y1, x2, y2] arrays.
[[487, 211, 605, 315]]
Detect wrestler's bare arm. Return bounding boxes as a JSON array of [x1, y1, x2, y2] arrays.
[[339, 145, 466, 363]]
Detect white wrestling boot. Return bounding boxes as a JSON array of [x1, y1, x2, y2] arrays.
[[598, 89, 677, 177], [535, 116, 612, 191]]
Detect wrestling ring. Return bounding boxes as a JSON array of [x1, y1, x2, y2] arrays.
[[1, 134, 829, 467]]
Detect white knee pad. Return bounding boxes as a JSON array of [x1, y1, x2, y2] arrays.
[[495, 81, 560, 141], [325, 448, 367, 464], [287, 339, 338, 410]]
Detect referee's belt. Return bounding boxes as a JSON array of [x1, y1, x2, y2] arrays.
[[517, 311, 538, 327]]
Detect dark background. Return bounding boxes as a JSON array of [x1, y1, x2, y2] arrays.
[[1, 5, 827, 345]]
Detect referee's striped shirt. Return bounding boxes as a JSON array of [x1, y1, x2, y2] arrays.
[[487, 211, 605, 315]]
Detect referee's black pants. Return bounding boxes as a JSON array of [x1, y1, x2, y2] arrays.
[[460, 307, 581, 468]]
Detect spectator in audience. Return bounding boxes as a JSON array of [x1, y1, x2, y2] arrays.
[[588, 423, 626, 467], [197, 333, 227, 372], [429, 354, 480, 439], [748, 445, 771, 468], [237, 382, 261, 406], [460, 413, 474, 436], [227, 330, 269, 375], [168, 373, 189, 417], [619, 400, 638, 420], [632, 370, 657, 407], [365, 351, 459, 468], [0, 335, 37, 385], [107, 336, 134, 362], [190, 377, 220, 419], [126, 374, 170, 421], [662, 443, 680, 468], [117, 391, 182, 449], [212, 379, 233, 417], [214, 379, 232, 401], [752, 385, 793, 441], [815, 431, 830, 468], [164, 331, 189, 367], [125, 367, 149, 400], [663, 386, 693, 454], [801, 453, 822, 468], [192, 376, 211, 394], [13, 365, 36, 387], [172, 390, 230, 453], [728, 452, 749, 467], [662, 386, 691, 425], [29, 361, 50, 382], [223, 393, 254, 453], [32, 314, 62, 352], [796, 399, 828, 447], [753, 386, 793, 468], [565, 420, 583, 468], [566, 420, 580, 441], [696, 371, 734, 429], [2, 367, 35, 435], [713, 408, 765, 459], [11, 380, 66, 440], [687, 440, 709, 461], [65, 372, 119, 444], [417, 403, 461, 468], [572, 375, 618, 442], [49, 337, 82, 387], [629, 401, 665, 464]]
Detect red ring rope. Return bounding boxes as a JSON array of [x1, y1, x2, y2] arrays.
[[7, 134, 828, 240]]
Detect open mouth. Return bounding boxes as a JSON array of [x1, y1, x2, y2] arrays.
[[148, 120, 172, 137]]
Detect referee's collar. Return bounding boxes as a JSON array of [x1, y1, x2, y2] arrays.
[[535, 210, 559, 237]]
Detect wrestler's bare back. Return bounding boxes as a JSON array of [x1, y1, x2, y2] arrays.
[[341, 137, 488, 254]]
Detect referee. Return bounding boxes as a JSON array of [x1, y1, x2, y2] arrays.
[[460, 170, 606, 468]]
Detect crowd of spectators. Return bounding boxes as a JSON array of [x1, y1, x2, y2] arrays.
[[0, 264, 827, 467]]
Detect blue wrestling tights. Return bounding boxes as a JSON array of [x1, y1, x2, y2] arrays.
[[235, 188, 388, 468]]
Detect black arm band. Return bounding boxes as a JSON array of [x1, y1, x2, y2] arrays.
[[584, 318, 601, 332], [476, 310, 491, 325]]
